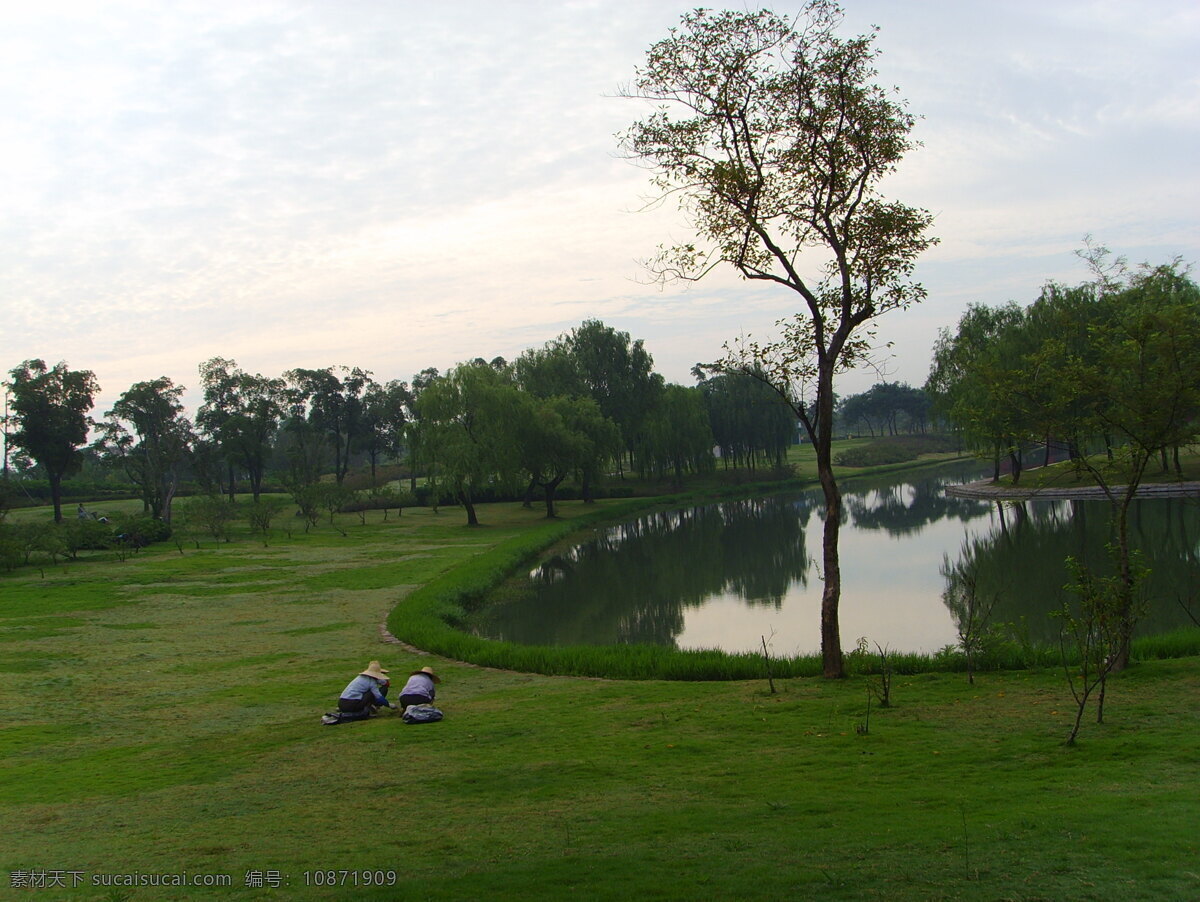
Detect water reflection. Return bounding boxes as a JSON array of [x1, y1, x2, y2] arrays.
[[471, 461, 1199, 654], [942, 496, 1200, 645], [473, 496, 814, 647], [844, 480, 989, 536]]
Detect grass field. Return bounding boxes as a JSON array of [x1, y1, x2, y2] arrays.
[[2, 489, 1198, 900]]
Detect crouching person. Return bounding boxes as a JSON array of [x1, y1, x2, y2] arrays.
[[398, 666, 440, 713], [324, 661, 394, 725]]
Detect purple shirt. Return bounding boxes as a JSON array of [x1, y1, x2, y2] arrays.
[[399, 673, 436, 701]]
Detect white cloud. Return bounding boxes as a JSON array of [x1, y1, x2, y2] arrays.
[[0, 0, 1196, 416]]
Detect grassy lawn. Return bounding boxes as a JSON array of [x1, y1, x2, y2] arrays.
[[1014, 449, 1200, 490], [2, 497, 1197, 900], [916, 442, 1200, 491]]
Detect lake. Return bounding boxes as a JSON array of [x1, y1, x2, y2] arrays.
[[470, 460, 1199, 655]]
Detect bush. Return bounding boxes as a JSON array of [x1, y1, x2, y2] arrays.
[[176, 495, 239, 542], [835, 434, 958, 467], [62, 519, 115, 557], [111, 515, 172, 548]]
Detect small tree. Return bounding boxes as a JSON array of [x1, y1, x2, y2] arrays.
[[1037, 255, 1200, 668], [941, 541, 1002, 685], [246, 497, 288, 545], [179, 495, 239, 543], [1054, 549, 1148, 745]]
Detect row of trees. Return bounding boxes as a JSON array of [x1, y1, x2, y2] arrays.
[[3, 321, 801, 526], [927, 249, 1200, 674], [926, 251, 1200, 484], [837, 382, 931, 438]]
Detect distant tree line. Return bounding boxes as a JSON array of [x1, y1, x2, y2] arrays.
[[836, 382, 931, 438], [925, 253, 1200, 484], [2, 319, 799, 526]]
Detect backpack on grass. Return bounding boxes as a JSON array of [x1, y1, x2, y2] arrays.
[[401, 704, 443, 724]]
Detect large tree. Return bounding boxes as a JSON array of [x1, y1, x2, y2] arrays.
[[96, 377, 194, 523], [621, 2, 935, 677], [925, 303, 1029, 481], [563, 320, 663, 474], [284, 366, 375, 485], [639, 384, 715, 488], [361, 379, 412, 485], [695, 368, 795, 470], [196, 358, 285, 502], [412, 361, 523, 526], [7, 360, 99, 522]]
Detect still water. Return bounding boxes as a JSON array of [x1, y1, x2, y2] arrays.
[[472, 460, 1199, 655]]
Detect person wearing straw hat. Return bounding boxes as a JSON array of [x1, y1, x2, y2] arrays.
[[397, 666, 441, 712], [325, 661, 394, 724]]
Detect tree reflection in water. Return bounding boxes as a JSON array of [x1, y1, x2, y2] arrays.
[[942, 495, 1200, 646], [470, 461, 1198, 652], [473, 496, 814, 647]]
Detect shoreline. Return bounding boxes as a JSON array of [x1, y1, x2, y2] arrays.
[[945, 479, 1200, 501]]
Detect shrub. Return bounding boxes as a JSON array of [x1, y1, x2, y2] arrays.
[[835, 434, 957, 467], [112, 514, 172, 548]]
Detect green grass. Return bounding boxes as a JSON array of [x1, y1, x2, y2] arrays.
[[1, 496, 1197, 900]]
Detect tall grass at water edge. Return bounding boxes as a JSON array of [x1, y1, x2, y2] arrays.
[[388, 499, 1200, 681]]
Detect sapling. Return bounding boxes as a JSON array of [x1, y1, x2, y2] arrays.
[[870, 642, 893, 708], [941, 542, 1002, 684], [1053, 548, 1148, 744], [760, 633, 777, 694]]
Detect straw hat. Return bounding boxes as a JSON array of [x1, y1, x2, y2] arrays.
[[410, 666, 441, 683], [360, 661, 390, 680]]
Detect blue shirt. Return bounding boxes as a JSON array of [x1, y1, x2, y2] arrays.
[[340, 674, 388, 705]]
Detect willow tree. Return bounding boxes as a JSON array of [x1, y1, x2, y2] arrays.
[[620, 3, 935, 677]]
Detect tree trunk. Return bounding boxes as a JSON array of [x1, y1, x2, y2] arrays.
[[543, 473, 565, 518], [49, 472, 64, 523], [161, 475, 177, 524], [1111, 495, 1134, 673], [814, 370, 845, 679], [460, 491, 479, 527]]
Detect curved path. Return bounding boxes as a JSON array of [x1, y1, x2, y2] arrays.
[[945, 479, 1200, 501]]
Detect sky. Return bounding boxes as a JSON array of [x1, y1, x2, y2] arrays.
[[2, 0, 1197, 420]]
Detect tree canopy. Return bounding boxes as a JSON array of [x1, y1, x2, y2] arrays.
[[96, 377, 193, 522], [7, 359, 99, 522]]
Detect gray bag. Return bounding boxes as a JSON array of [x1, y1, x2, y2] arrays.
[[402, 703, 444, 724]]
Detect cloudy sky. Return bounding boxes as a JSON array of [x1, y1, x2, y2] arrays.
[[2, 0, 1197, 418]]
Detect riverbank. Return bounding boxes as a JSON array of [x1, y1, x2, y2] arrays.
[[946, 479, 1200, 500]]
